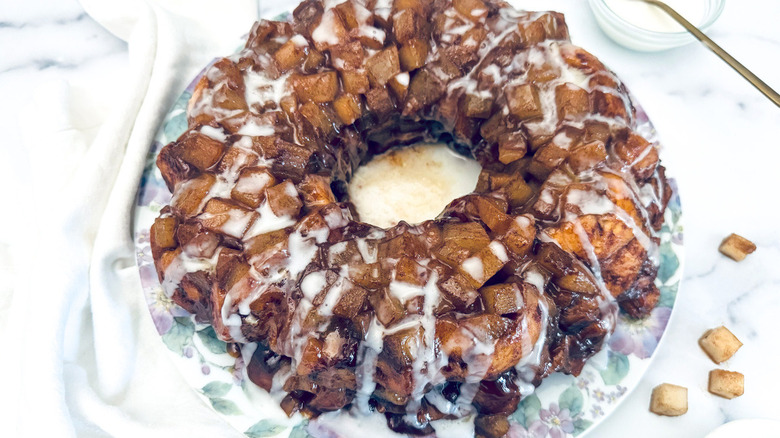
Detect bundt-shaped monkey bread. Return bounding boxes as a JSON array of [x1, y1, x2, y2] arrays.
[[150, 0, 672, 434]]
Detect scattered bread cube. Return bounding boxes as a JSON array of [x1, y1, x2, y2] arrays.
[[718, 233, 756, 262], [699, 326, 743, 364], [650, 383, 688, 416], [708, 369, 744, 399]]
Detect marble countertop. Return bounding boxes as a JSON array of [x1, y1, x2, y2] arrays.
[[2, 0, 778, 436]]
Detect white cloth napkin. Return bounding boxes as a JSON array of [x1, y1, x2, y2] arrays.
[[0, 1, 267, 436]]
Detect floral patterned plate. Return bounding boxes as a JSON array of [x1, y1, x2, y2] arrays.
[[132, 45, 684, 438]]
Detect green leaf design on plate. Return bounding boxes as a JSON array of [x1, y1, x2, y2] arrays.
[[202, 382, 232, 398], [197, 325, 228, 354], [210, 398, 242, 416], [656, 249, 679, 283], [510, 393, 541, 427], [162, 316, 195, 354], [658, 285, 677, 308], [558, 385, 584, 415], [573, 418, 593, 436], [163, 113, 187, 144], [288, 422, 309, 438], [245, 419, 287, 437], [599, 351, 629, 385]]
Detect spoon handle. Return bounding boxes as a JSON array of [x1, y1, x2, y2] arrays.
[[643, 0, 780, 107]]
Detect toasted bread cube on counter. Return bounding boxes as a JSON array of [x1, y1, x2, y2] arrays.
[[650, 383, 688, 417], [699, 326, 742, 364], [718, 233, 756, 262], [708, 369, 744, 399], [292, 71, 339, 103], [507, 83, 542, 120]]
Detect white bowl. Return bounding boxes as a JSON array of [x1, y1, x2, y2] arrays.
[[588, 0, 725, 51]]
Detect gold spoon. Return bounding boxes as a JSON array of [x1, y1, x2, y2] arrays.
[[636, 0, 780, 107]]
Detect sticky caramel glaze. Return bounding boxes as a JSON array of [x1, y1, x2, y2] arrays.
[[150, 0, 671, 434]]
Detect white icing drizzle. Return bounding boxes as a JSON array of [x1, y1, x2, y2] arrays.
[[460, 256, 483, 283], [513, 267, 550, 395], [234, 170, 272, 195], [312, 9, 342, 46], [161, 249, 222, 298], [244, 70, 292, 111], [301, 271, 328, 302], [237, 120, 275, 136], [243, 201, 296, 239], [199, 125, 227, 142], [389, 281, 425, 302]]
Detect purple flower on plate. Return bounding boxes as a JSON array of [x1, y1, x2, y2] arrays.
[[507, 421, 549, 438], [576, 372, 594, 389], [538, 404, 575, 438], [145, 285, 175, 335], [590, 404, 604, 418], [232, 354, 246, 385], [609, 306, 672, 359], [138, 184, 172, 207], [143, 269, 189, 334]]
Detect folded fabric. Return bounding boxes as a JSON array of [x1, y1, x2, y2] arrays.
[[0, 0, 263, 436]]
